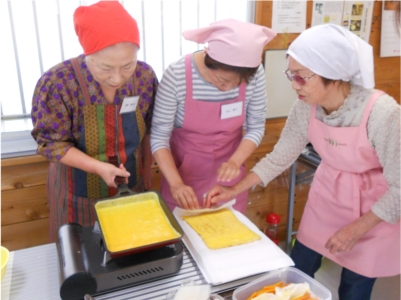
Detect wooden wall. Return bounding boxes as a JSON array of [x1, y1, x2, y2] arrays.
[[1, 0, 399, 251], [2, 156, 50, 250], [0, 119, 289, 251], [1, 117, 311, 251]]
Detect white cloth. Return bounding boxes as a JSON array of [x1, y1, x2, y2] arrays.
[[173, 200, 294, 285], [287, 24, 374, 88]]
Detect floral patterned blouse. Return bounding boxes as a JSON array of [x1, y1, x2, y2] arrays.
[[31, 54, 158, 162]]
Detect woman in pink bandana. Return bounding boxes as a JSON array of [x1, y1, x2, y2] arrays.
[[205, 24, 400, 299], [150, 19, 276, 213]]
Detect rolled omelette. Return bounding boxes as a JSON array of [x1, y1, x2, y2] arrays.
[[183, 208, 260, 250]]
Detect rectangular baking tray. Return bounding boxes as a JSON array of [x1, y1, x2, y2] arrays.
[[95, 185, 184, 258]]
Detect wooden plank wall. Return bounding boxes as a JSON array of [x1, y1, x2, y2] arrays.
[[2, 156, 50, 250]]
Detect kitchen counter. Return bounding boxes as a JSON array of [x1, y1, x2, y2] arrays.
[[1, 243, 264, 300]]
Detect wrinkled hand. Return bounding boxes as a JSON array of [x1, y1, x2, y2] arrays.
[[171, 183, 199, 210], [217, 161, 241, 182], [96, 162, 130, 188], [203, 184, 236, 208], [325, 222, 364, 254]]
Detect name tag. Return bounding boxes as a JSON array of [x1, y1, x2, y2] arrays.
[[221, 102, 242, 119], [120, 96, 139, 114]]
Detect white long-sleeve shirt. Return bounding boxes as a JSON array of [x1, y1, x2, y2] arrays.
[[252, 83, 400, 224], [150, 54, 267, 153]]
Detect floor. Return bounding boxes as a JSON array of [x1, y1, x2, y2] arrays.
[[314, 257, 400, 300]]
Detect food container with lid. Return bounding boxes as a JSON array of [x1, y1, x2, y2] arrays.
[[232, 267, 332, 300]]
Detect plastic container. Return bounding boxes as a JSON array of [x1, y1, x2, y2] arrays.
[[165, 280, 224, 300], [1, 246, 10, 280], [264, 213, 281, 245], [232, 267, 332, 300]]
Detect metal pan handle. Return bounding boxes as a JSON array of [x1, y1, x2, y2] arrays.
[[108, 155, 126, 185], [114, 183, 136, 197], [108, 155, 137, 197]]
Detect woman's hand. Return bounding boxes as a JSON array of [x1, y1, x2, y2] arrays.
[[204, 172, 263, 208], [170, 183, 199, 210], [217, 160, 241, 182], [203, 184, 236, 208], [325, 222, 362, 254], [95, 161, 130, 188], [325, 211, 383, 254], [60, 147, 130, 188]]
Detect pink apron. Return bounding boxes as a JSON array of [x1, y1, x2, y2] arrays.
[[297, 91, 400, 278], [161, 54, 248, 213]]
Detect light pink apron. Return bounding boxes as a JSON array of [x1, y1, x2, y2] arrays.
[[161, 54, 248, 213], [297, 91, 400, 278]]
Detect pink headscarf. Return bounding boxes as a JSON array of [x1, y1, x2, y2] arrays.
[[183, 19, 277, 68]]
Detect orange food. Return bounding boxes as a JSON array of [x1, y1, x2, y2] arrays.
[[247, 282, 285, 300], [246, 281, 318, 300]]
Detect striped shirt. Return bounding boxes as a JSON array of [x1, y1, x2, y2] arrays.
[[151, 54, 267, 152]]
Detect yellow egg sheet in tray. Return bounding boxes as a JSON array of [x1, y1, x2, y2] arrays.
[[95, 191, 183, 258], [173, 200, 294, 285]]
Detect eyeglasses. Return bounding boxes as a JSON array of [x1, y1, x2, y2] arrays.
[[284, 69, 316, 86]]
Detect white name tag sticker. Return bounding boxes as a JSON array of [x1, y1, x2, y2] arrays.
[[221, 102, 242, 119], [120, 96, 139, 114]]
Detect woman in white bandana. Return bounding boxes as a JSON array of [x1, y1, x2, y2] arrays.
[[205, 24, 400, 299]]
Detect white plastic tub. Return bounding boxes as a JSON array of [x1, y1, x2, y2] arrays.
[[232, 267, 332, 300]]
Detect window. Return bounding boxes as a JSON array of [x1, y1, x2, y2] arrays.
[[0, 0, 253, 158]]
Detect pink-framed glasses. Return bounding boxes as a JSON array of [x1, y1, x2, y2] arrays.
[[284, 69, 316, 86]]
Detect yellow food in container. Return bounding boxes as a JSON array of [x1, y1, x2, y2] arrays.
[[96, 192, 181, 253], [183, 208, 261, 249]]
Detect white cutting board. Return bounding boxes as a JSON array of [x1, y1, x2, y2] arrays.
[[173, 200, 294, 285]]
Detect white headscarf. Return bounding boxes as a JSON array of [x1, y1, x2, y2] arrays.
[[287, 24, 374, 88]]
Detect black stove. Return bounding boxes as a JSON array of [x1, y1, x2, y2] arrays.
[[56, 223, 183, 300]]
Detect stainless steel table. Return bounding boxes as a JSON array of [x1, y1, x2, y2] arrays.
[[1, 243, 264, 300], [285, 146, 321, 255]]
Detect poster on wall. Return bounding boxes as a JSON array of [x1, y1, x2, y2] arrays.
[[271, 0, 307, 33], [311, 1, 373, 43], [311, 1, 344, 26], [342, 1, 374, 43], [380, 1, 401, 57]]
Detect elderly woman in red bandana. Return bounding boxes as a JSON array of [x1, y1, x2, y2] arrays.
[[31, 1, 158, 242]]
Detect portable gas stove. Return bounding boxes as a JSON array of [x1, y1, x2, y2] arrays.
[[57, 223, 184, 300]]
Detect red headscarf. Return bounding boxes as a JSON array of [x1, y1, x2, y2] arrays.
[[74, 1, 140, 55]]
